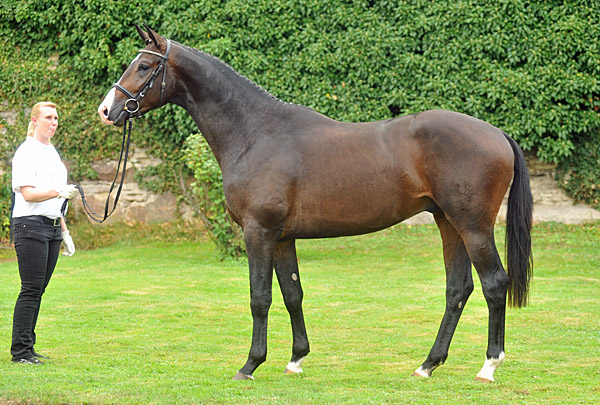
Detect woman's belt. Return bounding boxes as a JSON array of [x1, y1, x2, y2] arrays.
[[17, 215, 61, 227]]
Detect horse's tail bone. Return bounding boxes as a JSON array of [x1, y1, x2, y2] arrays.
[[503, 132, 533, 308]]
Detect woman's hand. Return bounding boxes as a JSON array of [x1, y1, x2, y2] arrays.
[[61, 230, 75, 256]]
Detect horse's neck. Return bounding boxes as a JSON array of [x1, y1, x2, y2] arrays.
[[174, 47, 285, 168]]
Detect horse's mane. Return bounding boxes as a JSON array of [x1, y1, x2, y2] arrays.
[[177, 42, 312, 111]]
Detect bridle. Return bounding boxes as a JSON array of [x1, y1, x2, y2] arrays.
[[74, 39, 172, 223], [112, 39, 172, 116]]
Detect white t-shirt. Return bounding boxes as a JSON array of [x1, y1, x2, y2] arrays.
[[12, 137, 68, 219]]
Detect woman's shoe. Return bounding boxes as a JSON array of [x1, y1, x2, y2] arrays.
[[12, 356, 44, 365]]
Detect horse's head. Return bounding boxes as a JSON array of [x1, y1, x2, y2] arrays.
[[98, 24, 173, 126]]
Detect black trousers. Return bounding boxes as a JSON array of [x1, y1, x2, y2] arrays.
[[11, 217, 62, 360]]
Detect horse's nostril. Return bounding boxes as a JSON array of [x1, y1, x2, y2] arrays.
[[102, 106, 108, 117]]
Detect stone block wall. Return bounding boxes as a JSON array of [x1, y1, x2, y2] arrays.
[[70, 147, 194, 224]]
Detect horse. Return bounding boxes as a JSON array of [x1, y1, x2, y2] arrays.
[[98, 25, 533, 382]]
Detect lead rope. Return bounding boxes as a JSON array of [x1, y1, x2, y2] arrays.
[[74, 118, 133, 223]]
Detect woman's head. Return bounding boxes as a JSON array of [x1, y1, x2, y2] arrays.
[[27, 102, 58, 143]]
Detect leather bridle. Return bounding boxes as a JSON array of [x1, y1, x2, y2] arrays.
[[112, 39, 172, 117]]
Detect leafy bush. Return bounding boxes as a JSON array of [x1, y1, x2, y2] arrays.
[[1, 0, 599, 245], [556, 136, 600, 209], [182, 134, 245, 258], [0, 173, 12, 239]]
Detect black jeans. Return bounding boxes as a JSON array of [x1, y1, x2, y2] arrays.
[[11, 217, 62, 360]]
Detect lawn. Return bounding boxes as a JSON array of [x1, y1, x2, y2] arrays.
[[0, 222, 598, 403]]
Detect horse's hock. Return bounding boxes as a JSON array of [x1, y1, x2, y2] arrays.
[[76, 147, 599, 225]]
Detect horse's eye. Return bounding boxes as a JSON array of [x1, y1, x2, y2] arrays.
[[138, 64, 150, 72]]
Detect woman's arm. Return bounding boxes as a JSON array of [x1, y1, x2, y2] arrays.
[[20, 185, 59, 203]]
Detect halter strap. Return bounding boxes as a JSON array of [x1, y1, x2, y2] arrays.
[[112, 39, 171, 117]]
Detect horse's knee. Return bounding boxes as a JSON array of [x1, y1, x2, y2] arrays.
[[250, 294, 272, 316]]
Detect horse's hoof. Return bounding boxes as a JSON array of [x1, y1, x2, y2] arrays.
[[412, 371, 428, 378], [284, 358, 305, 375], [475, 376, 493, 383], [232, 372, 255, 381], [412, 367, 429, 378]]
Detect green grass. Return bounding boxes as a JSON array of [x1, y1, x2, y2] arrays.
[[0, 222, 599, 403]]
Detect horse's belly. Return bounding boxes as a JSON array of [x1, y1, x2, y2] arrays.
[[283, 187, 424, 239]]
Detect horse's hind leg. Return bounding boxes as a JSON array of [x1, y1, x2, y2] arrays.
[[274, 240, 310, 374], [414, 212, 474, 378], [461, 228, 509, 382]]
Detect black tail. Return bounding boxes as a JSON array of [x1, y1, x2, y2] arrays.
[[504, 132, 533, 308]]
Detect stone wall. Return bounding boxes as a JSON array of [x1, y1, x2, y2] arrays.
[[70, 146, 194, 224]]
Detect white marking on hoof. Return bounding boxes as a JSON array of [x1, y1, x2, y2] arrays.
[[232, 372, 255, 380], [284, 357, 305, 374], [412, 366, 430, 378], [476, 352, 505, 382]]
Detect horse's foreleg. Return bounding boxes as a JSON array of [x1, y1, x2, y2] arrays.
[[414, 213, 473, 378], [233, 228, 276, 380], [463, 229, 508, 382], [274, 240, 310, 375]]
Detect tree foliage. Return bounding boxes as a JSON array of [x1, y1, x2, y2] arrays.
[[1, 0, 599, 245]]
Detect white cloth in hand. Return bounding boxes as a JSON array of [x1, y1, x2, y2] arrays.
[[58, 185, 79, 199], [62, 230, 75, 256]]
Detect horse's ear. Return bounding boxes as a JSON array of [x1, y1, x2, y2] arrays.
[[135, 24, 152, 45], [143, 23, 164, 49]]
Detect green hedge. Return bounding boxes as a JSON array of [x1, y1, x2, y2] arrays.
[[1, 0, 599, 241]]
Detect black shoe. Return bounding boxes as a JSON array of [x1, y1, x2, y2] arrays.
[[33, 351, 50, 359], [12, 356, 44, 365]]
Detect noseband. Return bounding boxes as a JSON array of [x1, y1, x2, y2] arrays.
[[112, 39, 172, 116]]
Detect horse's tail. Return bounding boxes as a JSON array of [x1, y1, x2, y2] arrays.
[[503, 132, 533, 308]]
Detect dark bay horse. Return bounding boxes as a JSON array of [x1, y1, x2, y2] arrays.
[[98, 26, 533, 382]]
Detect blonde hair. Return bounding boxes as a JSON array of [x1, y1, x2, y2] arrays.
[[27, 101, 57, 138]]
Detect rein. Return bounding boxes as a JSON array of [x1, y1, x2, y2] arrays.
[[75, 118, 133, 223], [75, 40, 171, 223]]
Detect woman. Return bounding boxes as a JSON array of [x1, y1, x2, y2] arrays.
[[11, 101, 79, 364]]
